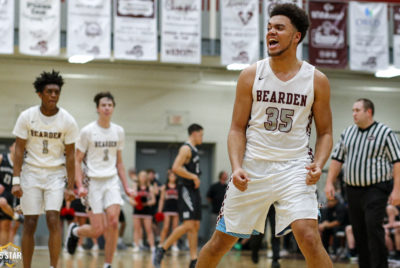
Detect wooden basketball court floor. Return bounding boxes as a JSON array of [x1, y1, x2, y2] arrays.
[[23, 249, 359, 268]]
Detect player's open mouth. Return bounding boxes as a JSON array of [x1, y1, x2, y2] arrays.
[[268, 39, 279, 48]]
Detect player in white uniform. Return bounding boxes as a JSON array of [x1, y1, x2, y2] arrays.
[[11, 70, 78, 268], [65, 92, 133, 268], [196, 4, 333, 268]]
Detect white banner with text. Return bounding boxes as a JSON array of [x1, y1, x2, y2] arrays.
[[67, 0, 111, 59], [19, 0, 60, 56]]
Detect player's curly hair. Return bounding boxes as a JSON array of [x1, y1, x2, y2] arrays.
[[270, 3, 310, 44], [33, 70, 64, 93]]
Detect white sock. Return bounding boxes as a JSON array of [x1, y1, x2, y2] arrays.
[[72, 227, 79, 237], [118, 237, 123, 244], [103, 263, 111, 268]]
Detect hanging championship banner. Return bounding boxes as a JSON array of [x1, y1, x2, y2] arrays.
[[114, 0, 157, 61], [308, 1, 347, 68], [393, 5, 400, 68], [19, 0, 60, 56], [0, 0, 14, 54], [349, 2, 388, 72], [221, 0, 259, 65], [161, 0, 202, 64], [67, 0, 111, 59], [263, 0, 301, 59]]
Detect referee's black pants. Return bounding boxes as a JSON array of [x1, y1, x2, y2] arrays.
[[346, 181, 392, 268]]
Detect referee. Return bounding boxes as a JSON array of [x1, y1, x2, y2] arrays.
[[325, 98, 400, 268]]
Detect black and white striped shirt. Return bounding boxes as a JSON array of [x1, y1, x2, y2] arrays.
[[332, 122, 400, 187]]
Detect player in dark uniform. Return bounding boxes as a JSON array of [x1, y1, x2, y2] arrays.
[[0, 142, 22, 246], [153, 123, 204, 268]]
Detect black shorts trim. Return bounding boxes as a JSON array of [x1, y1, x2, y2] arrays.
[[70, 198, 87, 213], [178, 184, 201, 221], [0, 191, 14, 206]]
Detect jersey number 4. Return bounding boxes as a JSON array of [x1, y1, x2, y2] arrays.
[[264, 107, 294, 133]]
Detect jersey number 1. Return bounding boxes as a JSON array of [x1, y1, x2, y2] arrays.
[[42, 140, 49, 154], [264, 107, 294, 133], [103, 149, 109, 161]]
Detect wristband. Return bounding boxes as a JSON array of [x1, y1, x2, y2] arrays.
[[12, 176, 20, 185]]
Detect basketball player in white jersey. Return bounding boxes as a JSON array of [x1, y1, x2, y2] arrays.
[[11, 70, 79, 268], [65, 92, 133, 268], [196, 4, 333, 268]]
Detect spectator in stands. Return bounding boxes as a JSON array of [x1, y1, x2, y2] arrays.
[[319, 194, 347, 254], [207, 171, 228, 220], [345, 225, 358, 263], [384, 205, 400, 260]]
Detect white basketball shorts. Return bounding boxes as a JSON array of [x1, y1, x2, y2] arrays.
[[217, 158, 318, 238], [20, 164, 66, 215], [88, 175, 123, 214]]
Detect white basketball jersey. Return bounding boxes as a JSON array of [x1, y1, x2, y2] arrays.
[[244, 59, 315, 161], [13, 106, 79, 168], [76, 121, 124, 178]]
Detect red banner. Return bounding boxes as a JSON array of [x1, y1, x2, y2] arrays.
[[394, 5, 400, 35], [308, 1, 347, 69]]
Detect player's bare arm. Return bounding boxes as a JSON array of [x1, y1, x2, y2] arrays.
[[228, 64, 255, 192], [389, 162, 400, 206], [306, 69, 333, 185], [172, 145, 200, 188], [11, 137, 26, 198], [324, 159, 343, 200], [116, 150, 134, 197], [64, 143, 76, 201], [75, 149, 88, 197]]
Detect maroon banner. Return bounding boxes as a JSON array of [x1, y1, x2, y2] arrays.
[[308, 1, 347, 69], [394, 5, 400, 35]]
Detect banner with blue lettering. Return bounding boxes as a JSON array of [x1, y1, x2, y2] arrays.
[[349, 2, 388, 72], [19, 0, 60, 56], [67, 0, 111, 59], [263, 0, 302, 59], [161, 0, 202, 64], [0, 0, 14, 54], [114, 0, 158, 61], [308, 1, 347, 68], [222, 0, 259, 65]]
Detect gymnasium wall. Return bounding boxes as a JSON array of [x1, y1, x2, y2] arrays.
[[1, 57, 400, 181], [2, 56, 400, 243]]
